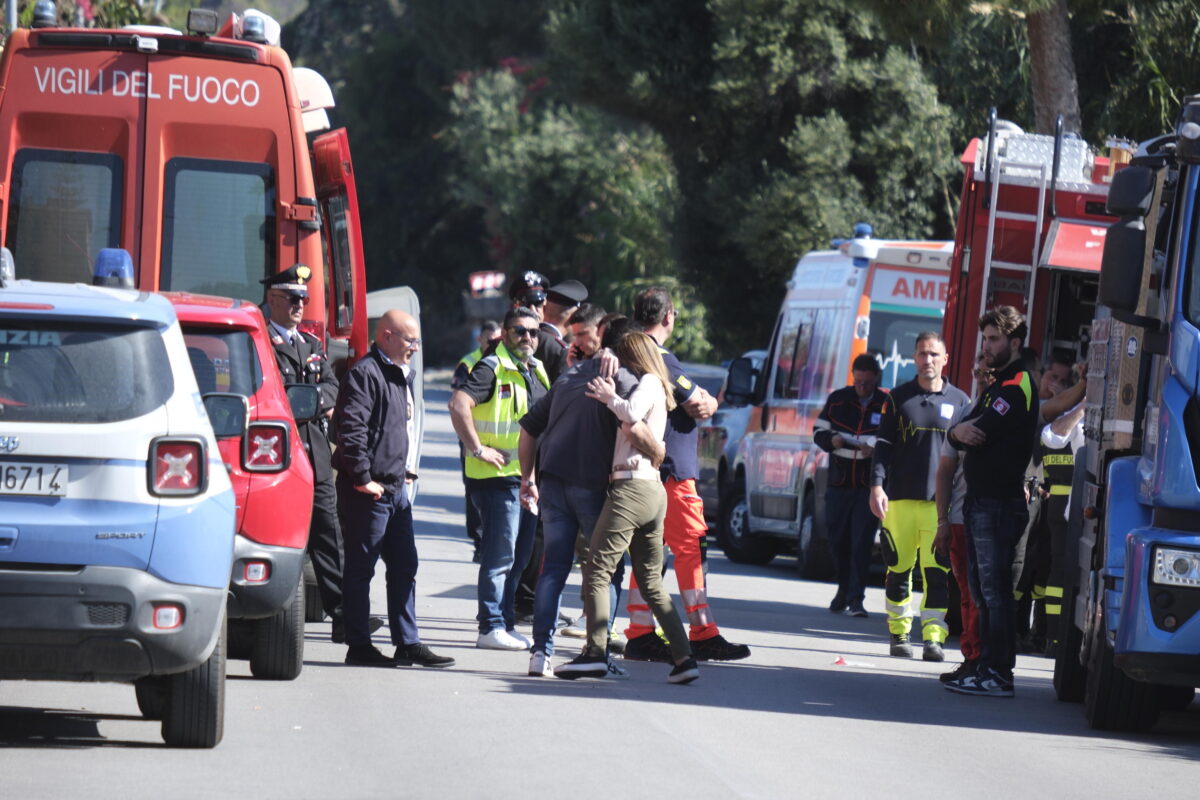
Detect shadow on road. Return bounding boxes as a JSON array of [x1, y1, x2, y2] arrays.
[[0, 706, 162, 748]]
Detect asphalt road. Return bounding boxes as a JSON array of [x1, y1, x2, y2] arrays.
[[3, 371, 1199, 799]]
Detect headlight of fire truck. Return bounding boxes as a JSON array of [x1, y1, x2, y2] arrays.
[[1152, 546, 1200, 588]]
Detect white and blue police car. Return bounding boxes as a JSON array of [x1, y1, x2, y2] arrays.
[[0, 249, 236, 748]]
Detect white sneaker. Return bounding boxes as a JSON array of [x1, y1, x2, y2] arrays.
[[528, 650, 553, 677], [605, 656, 630, 680], [477, 628, 529, 650], [508, 629, 532, 649], [560, 616, 588, 639]]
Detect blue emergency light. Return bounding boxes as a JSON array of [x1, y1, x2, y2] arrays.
[[92, 248, 135, 288]]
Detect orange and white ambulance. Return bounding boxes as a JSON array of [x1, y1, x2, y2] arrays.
[[718, 230, 952, 573], [0, 6, 369, 366]]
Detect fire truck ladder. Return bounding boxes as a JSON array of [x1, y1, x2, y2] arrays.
[[976, 114, 1084, 383]]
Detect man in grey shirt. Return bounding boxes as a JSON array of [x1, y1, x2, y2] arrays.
[[517, 318, 662, 676]]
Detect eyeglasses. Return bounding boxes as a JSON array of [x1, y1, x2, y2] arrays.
[[389, 331, 421, 347], [272, 292, 308, 306], [509, 326, 539, 339]]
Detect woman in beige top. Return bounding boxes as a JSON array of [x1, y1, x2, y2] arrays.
[[553, 332, 698, 684]]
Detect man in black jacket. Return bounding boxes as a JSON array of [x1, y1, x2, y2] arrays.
[[945, 306, 1040, 697], [813, 353, 888, 618], [333, 310, 454, 669]]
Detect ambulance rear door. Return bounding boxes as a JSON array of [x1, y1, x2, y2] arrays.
[[862, 243, 953, 388], [0, 30, 146, 282]]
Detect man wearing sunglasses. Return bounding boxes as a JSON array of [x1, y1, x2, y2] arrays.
[[262, 264, 365, 646], [450, 307, 551, 651]]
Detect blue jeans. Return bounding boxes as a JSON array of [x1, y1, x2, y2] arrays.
[[532, 476, 624, 655], [825, 486, 878, 605], [336, 476, 420, 647], [475, 484, 537, 634], [964, 495, 1028, 677]]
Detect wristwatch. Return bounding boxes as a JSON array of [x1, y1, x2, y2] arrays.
[[472, 446, 484, 458]]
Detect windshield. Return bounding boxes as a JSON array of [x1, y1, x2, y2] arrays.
[[161, 158, 276, 303], [869, 309, 943, 388], [0, 321, 172, 422], [181, 328, 263, 397], [4, 148, 122, 284]]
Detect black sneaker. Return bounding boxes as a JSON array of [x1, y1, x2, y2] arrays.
[[395, 643, 455, 668], [623, 632, 673, 663], [923, 640, 945, 662], [668, 657, 700, 684], [939, 659, 977, 683], [692, 634, 751, 662], [828, 593, 848, 614], [890, 633, 913, 658], [554, 652, 609, 680], [944, 666, 1014, 698], [846, 603, 869, 618], [344, 645, 396, 668]]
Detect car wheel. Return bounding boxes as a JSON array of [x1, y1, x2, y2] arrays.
[[162, 615, 226, 748], [796, 492, 834, 580], [1083, 602, 1159, 731], [716, 483, 775, 565], [1053, 592, 1087, 702], [303, 553, 324, 623], [134, 676, 167, 721], [250, 575, 305, 681]]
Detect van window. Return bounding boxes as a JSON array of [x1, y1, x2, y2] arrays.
[[801, 308, 843, 402], [0, 322, 172, 423], [5, 149, 122, 284], [772, 308, 814, 400], [161, 158, 275, 302], [323, 193, 355, 332], [870, 310, 936, 388], [181, 328, 264, 397]]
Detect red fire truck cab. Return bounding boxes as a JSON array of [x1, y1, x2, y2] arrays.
[[0, 7, 369, 367]]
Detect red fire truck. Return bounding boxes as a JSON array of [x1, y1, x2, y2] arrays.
[[942, 112, 1124, 386], [0, 6, 369, 366]]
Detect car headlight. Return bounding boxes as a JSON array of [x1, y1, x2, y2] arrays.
[[1152, 547, 1200, 588]]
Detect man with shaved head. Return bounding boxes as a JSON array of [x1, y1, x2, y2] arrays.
[[333, 310, 454, 669]]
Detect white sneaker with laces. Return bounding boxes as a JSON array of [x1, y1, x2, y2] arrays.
[[508, 629, 532, 649], [477, 628, 530, 651], [528, 650, 553, 677]]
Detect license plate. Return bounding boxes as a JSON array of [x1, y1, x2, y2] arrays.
[[0, 462, 68, 496]]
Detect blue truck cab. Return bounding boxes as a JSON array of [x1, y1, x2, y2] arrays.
[[1054, 101, 1200, 730], [0, 252, 235, 747]]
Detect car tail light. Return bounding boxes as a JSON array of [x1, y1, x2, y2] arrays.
[[244, 561, 270, 583], [148, 437, 208, 496], [243, 421, 290, 472], [152, 603, 184, 630]]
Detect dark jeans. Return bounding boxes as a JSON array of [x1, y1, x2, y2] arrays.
[[825, 486, 877, 605], [964, 495, 1028, 677], [336, 476, 420, 648]]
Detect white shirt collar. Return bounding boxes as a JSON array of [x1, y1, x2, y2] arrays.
[[270, 320, 296, 341]]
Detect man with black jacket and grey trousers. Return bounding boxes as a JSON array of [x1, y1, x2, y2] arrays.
[[333, 309, 455, 669]]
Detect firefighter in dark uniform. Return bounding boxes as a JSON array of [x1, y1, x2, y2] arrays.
[[261, 264, 355, 642]]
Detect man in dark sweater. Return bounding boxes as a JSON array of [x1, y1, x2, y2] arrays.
[[869, 333, 970, 661], [517, 319, 661, 676], [814, 353, 888, 618], [333, 310, 454, 669], [945, 306, 1040, 697]]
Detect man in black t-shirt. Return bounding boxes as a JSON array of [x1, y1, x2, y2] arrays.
[[945, 306, 1040, 698]]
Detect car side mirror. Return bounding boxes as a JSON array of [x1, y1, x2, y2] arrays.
[[724, 357, 757, 406], [203, 393, 249, 438], [286, 383, 321, 422]]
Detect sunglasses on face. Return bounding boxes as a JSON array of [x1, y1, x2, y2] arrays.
[[273, 292, 308, 306], [509, 326, 539, 339]]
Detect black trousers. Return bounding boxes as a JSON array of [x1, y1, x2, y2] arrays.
[[309, 473, 345, 621]]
